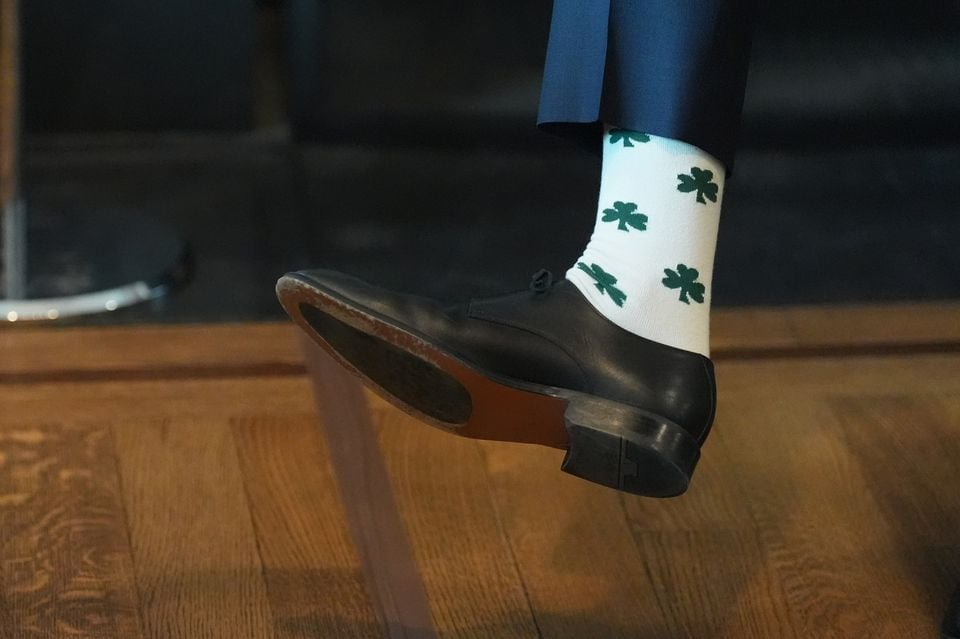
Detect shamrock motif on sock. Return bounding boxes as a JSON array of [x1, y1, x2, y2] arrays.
[[601, 201, 648, 232], [676, 167, 719, 204], [577, 262, 627, 307], [662, 264, 705, 304], [608, 129, 651, 147]]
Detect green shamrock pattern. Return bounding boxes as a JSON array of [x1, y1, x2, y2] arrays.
[[662, 264, 705, 304], [608, 129, 651, 147], [601, 201, 648, 232], [676, 167, 719, 204], [576, 262, 627, 307]]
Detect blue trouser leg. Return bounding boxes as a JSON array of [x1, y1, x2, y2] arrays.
[[538, 0, 757, 173]]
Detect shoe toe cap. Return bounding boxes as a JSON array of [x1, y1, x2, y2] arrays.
[[278, 269, 445, 331]]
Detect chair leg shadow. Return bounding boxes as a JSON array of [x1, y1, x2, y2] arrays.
[[300, 335, 437, 639]]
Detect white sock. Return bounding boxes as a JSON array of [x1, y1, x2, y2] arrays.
[[566, 126, 726, 357]]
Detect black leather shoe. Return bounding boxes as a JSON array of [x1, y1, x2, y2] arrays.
[[945, 586, 960, 639], [277, 268, 717, 497]]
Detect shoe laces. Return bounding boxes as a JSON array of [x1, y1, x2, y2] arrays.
[[529, 268, 554, 295]]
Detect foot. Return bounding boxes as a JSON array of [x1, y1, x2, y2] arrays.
[[276, 268, 717, 497]]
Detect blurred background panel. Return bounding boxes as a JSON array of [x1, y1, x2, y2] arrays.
[[22, 0, 255, 131], [8, 0, 960, 323], [282, 0, 960, 306], [284, 0, 960, 150], [742, 0, 960, 148], [285, 0, 553, 148]]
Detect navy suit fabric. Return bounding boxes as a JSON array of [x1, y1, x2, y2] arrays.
[[538, 0, 756, 172]]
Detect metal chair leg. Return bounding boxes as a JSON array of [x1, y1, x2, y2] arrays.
[[1, 0, 189, 322]]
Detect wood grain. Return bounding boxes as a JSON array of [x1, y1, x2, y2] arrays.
[[710, 392, 937, 639], [1, 306, 959, 637], [0, 421, 143, 638], [475, 435, 679, 638], [2, 301, 958, 381], [712, 302, 960, 355], [371, 403, 540, 638], [366, 331, 960, 637], [0, 377, 316, 426], [0, 323, 303, 379], [719, 352, 960, 397], [835, 395, 960, 632], [232, 414, 382, 638], [618, 432, 798, 639], [1, 0, 18, 204], [113, 416, 273, 639]]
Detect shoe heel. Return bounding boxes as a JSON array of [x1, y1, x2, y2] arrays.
[[559, 396, 701, 498]]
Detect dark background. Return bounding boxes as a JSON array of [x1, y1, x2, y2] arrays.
[[18, 0, 960, 323]]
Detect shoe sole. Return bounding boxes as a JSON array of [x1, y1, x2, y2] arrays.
[[277, 274, 700, 497]]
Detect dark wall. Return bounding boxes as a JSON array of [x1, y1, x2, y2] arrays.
[[22, 0, 958, 142], [22, 0, 255, 132], [285, 0, 553, 147], [741, 0, 960, 148], [284, 0, 960, 150]]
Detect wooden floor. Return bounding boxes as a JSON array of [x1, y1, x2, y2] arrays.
[[1, 303, 959, 638]]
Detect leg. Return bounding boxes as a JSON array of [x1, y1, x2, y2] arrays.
[[540, 0, 756, 357], [277, 0, 757, 496], [538, 0, 757, 173]]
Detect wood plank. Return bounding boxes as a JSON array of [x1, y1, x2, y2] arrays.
[[0, 377, 316, 426], [232, 414, 382, 638], [711, 307, 798, 352], [361, 336, 960, 637], [787, 302, 960, 348], [370, 402, 540, 638], [112, 416, 272, 639], [712, 302, 960, 354], [714, 394, 935, 638], [834, 395, 960, 631], [9, 353, 956, 432], [0, 300, 957, 381], [473, 433, 676, 637], [1, 0, 19, 205], [618, 431, 800, 639], [0, 323, 303, 379], [718, 353, 960, 397], [3, 314, 959, 638], [0, 421, 143, 638]]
